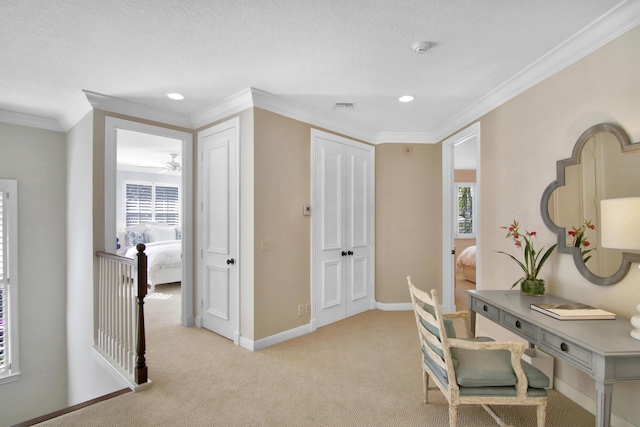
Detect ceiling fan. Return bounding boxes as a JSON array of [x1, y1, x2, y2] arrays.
[[163, 153, 181, 171]]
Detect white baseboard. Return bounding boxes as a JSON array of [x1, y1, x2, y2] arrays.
[[554, 377, 633, 427], [376, 302, 412, 311], [240, 323, 313, 352]]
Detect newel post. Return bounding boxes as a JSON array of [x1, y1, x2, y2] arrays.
[[135, 243, 148, 384]]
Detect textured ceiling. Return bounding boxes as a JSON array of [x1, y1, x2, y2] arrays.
[[0, 0, 637, 142]]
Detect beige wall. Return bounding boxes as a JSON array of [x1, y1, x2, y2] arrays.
[[475, 25, 640, 425], [252, 109, 312, 339], [375, 143, 442, 302]]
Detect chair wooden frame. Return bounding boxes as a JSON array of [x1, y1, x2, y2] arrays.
[[407, 276, 547, 427]]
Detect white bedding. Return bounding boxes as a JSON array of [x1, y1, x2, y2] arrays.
[[456, 245, 476, 269], [125, 240, 182, 277]]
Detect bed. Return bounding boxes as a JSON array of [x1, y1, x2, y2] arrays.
[[118, 222, 182, 292], [455, 245, 476, 283]]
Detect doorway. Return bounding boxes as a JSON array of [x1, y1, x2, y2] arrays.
[[442, 123, 480, 313], [105, 117, 194, 326]]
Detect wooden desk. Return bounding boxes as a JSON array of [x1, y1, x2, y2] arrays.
[[468, 290, 640, 427]]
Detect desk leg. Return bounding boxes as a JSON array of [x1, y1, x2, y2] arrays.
[[595, 381, 613, 427], [470, 308, 477, 337]]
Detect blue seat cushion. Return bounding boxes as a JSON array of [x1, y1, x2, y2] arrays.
[[455, 347, 549, 389]]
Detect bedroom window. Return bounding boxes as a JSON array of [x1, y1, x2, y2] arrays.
[[456, 182, 476, 238], [0, 180, 19, 385], [125, 182, 180, 227]]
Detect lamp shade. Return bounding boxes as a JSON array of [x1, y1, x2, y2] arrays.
[[600, 197, 640, 250]]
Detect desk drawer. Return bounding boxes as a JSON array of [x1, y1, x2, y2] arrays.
[[541, 331, 593, 371], [472, 298, 500, 322], [501, 312, 537, 342]]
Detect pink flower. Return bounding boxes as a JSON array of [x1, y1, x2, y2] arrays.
[[568, 230, 576, 236], [530, 231, 537, 236], [583, 241, 590, 247]]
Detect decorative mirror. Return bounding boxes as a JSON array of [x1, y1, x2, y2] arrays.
[[541, 123, 640, 285]]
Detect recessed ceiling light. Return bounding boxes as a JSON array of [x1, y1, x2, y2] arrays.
[[166, 92, 184, 100], [399, 95, 414, 103]]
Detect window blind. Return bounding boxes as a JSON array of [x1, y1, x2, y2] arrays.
[[125, 183, 180, 227], [125, 184, 153, 226], [0, 189, 6, 374], [155, 186, 179, 226]]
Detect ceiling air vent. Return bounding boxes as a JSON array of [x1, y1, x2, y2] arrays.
[[334, 102, 356, 110]]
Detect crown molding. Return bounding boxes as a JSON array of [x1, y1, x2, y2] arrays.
[[0, 109, 63, 132], [59, 90, 193, 131], [250, 88, 376, 143], [375, 132, 438, 144], [429, 0, 640, 144], [192, 87, 376, 143], [20, 1, 640, 141], [58, 90, 93, 132], [189, 88, 254, 129]]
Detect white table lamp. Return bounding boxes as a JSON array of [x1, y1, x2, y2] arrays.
[[600, 197, 640, 340]]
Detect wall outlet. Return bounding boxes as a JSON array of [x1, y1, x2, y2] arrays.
[[297, 304, 304, 316], [261, 239, 271, 251], [305, 303, 310, 313]]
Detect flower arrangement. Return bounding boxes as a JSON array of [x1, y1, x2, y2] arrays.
[[568, 219, 595, 264], [498, 220, 557, 296]]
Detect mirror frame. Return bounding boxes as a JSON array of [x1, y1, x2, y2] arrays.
[[540, 123, 640, 286]]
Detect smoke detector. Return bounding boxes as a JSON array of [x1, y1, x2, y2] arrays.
[[412, 41, 432, 54]]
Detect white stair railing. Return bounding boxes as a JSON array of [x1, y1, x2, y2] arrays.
[[95, 245, 148, 389]]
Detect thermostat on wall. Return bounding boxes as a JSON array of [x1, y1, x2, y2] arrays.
[[303, 206, 311, 216]]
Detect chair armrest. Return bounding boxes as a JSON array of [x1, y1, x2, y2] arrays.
[[442, 311, 472, 338]]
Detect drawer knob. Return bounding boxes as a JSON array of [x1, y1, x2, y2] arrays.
[[483, 305, 488, 312], [560, 342, 569, 352], [515, 320, 521, 328]]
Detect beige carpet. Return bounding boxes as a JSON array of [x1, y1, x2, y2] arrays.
[[34, 283, 595, 426]]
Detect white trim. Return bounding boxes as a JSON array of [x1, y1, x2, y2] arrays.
[[375, 132, 437, 144], [442, 123, 480, 313], [104, 117, 194, 326], [430, 1, 640, 144], [190, 88, 254, 130], [241, 324, 313, 352], [0, 110, 63, 132], [376, 302, 412, 311], [7, 2, 640, 143], [0, 180, 20, 385], [251, 89, 375, 143], [59, 91, 93, 132], [91, 346, 152, 392], [86, 91, 192, 129]]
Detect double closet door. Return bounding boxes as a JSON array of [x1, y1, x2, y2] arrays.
[[312, 130, 375, 328]]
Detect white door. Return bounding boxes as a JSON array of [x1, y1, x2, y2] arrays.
[[312, 130, 374, 328], [198, 118, 239, 342]]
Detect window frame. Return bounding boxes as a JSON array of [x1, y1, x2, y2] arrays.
[[123, 180, 181, 227], [0, 179, 20, 385], [455, 182, 476, 239]]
